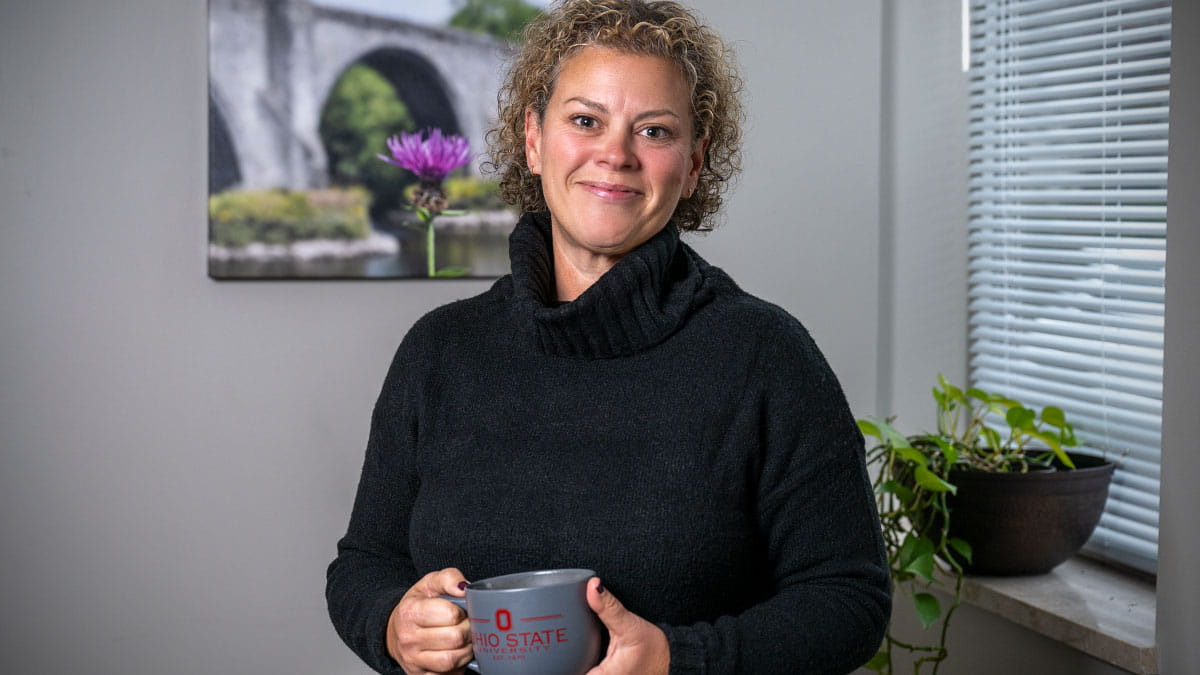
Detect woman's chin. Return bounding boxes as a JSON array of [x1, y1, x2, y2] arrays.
[[577, 221, 666, 256], [550, 207, 670, 259]]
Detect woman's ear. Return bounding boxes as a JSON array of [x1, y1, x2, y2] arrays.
[[524, 107, 542, 175], [686, 136, 709, 194]]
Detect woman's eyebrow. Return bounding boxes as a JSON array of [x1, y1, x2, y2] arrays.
[[564, 96, 681, 123]]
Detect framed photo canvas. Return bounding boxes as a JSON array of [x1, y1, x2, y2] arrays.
[[207, 0, 539, 279]]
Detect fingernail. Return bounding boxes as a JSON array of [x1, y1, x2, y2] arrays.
[[596, 580, 605, 594], [458, 581, 468, 591]]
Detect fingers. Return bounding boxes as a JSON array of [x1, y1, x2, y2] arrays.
[[404, 643, 473, 674], [409, 623, 470, 651], [415, 566, 470, 598], [389, 601, 471, 673], [584, 578, 671, 675], [403, 567, 469, 628], [399, 595, 470, 630], [398, 622, 472, 657], [586, 576, 635, 636], [388, 568, 473, 673]]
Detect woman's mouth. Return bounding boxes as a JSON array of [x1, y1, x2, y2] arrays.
[[579, 181, 641, 201]]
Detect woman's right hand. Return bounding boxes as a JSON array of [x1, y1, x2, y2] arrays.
[[387, 567, 473, 674]]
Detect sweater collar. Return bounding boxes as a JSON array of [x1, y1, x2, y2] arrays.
[[509, 212, 703, 359]]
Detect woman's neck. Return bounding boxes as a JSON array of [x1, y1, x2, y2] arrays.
[[551, 239, 624, 302]]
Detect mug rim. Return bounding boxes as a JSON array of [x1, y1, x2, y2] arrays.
[[467, 568, 595, 592]]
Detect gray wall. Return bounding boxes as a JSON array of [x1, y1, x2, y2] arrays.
[[877, 0, 970, 420], [1, 3, 478, 672], [1, 1, 1196, 673], [687, 1, 883, 415]]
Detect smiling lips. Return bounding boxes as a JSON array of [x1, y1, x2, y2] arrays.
[[579, 181, 642, 201]]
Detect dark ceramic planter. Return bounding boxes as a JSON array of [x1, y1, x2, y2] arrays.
[[947, 452, 1115, 576]]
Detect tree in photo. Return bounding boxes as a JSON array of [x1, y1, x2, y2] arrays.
[[319, 63, 416, 218], [448, 0, 542, 42]]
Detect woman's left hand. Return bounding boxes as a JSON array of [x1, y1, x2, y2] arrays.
[[585, 577, 670, 675]]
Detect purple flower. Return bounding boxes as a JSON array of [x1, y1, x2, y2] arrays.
[[378, 128, 471, 182]]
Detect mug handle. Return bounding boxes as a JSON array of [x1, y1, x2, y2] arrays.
[[439, 595, 481, 674]]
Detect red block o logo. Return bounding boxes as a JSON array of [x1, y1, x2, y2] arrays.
[[495, 609, 512, 631]]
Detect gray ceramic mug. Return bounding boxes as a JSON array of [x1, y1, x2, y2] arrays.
[[441, 568, 602, 675]]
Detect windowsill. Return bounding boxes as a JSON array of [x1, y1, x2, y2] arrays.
[[957, 556, 1157, 673]]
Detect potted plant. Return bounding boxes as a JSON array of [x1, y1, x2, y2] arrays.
[[858, 376, 1115, 673]]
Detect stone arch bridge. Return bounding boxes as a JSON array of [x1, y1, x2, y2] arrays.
[[208, 0, 514, 193]]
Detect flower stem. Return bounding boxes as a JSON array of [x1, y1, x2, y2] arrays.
[[426, 215, 436, 277]]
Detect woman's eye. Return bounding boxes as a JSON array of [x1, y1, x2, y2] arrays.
[[641, 126, 671, 140], [571, 115, 597, 128]]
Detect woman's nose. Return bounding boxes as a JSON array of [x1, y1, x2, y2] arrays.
[[595, 130, 637, 170]]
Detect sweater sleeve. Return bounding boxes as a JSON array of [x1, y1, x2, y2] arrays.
[[661, 323, 891, 675], [326, 337, 426, 674]]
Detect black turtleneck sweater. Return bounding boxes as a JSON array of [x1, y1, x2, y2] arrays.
[[327, 213, 890, 674]]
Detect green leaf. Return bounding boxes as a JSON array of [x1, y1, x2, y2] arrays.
[[937, 375, 965, 404], [1026, 431, 1075, 468], [1026, 430, 1062, 452], [895, 446, 928, 466], [1041, 406, 1066, 427], [878, 480, 915, 505], [1053, 445, 1076, 469], [882, 425, 914, 450], [966, 387, 989, 401], [948, 537, 973, 564], [914, 465, 955, 493], [897, 534, 920, 569], [857, 419, 882, 440], [433, 266, 470, 278], [930, 436, 958, 464], [439, 209, 468, 216], [1007, 406, 1036, 430], [913, 593, 942, 629], [900, 536, 936, 580], [904, 550, 936, 581], [1062, 423, 1079, 447], [863, 650, 890, 672]]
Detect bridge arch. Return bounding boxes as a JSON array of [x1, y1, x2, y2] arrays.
[[351, 48, 462, 138]]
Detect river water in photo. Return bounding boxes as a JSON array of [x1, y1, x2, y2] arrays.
[[209, 224, 514, 280]]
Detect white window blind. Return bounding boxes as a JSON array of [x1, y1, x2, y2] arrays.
[[967, 0, 1170, 573]]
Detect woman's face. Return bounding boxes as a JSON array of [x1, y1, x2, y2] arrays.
[[525, 47, 706, 260]]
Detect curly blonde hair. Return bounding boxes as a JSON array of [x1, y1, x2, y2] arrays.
[[487, 0, 743, 232]]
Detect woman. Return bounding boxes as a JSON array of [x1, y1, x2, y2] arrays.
[[326, 1, 890, 673]]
